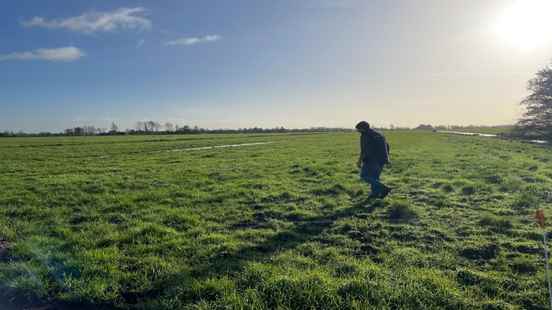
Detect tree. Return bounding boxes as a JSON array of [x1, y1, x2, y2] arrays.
[[146, 121, 160, 132], [110, 122, 119, 133], [518, 62, 552, 140], [74, 127, 85, 135], [415, 124, 433, 130], [164, 122, 174, 132], [83, 126, 96, 135], [136, 121, 146, 132]]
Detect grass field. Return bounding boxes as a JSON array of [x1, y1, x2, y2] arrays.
[[1, 131, 552, 309]]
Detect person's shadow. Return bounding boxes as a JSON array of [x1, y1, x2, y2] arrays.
[[191, 197, 386, 278]]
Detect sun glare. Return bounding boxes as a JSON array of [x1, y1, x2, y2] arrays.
[[493, 0, 552, 50]]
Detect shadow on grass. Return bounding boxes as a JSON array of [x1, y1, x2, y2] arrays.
[[0, 288, 116, 310], [2, 198, 384, 309], [193, 197, 384, 277]]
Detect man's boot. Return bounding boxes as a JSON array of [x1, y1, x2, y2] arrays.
[[380, 186, 392, 199]]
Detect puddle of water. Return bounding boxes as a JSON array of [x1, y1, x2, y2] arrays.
[[529, 140, 548, 144], [96, 142, 274, 159], [167, 142, 273, 152], [437, 130, 548, 144], [437, 130, 497, 137]]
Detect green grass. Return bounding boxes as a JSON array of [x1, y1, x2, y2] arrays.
[[1, 131, 552, 309]]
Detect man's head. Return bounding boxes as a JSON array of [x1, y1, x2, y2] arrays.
[[355, 121, 370, 132]]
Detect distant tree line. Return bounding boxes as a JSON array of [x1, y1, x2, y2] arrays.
[[0, 131, 61, 137], [414, 124, 435, 130], [125, 121, 350, 135], [0, 121, 352, 137], [64, 125, 107, 136], [2, 122, 522, 137]]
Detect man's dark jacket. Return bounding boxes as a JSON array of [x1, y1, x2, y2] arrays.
[[360, 128, 389, 166]]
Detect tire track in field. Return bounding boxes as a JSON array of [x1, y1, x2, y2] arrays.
[[164, 141, 273, 152], [92, 141, 274, 159]]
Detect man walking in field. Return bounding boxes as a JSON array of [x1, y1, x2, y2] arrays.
[[356, 121, 391, 199]]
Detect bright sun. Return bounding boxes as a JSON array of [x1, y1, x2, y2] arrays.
[[493, 0, 552, 50]]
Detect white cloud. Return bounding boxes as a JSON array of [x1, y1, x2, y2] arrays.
[[22, 7, 151, 34], [165, 35, 221, 46], [0, 47, 85, 62]]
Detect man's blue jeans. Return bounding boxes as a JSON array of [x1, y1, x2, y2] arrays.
[[360, 162, 384, 196]]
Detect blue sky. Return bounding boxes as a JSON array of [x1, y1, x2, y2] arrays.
[[2, 0, 552, 132]]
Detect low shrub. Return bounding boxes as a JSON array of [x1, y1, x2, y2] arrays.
[[387, 201, 418, 222], [461, 185, 476, 195], [478, 215, 513, 233], [460, 243, 500, 260]]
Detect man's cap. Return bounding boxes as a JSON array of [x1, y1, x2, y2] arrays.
[[355, 121, 370, 130]]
